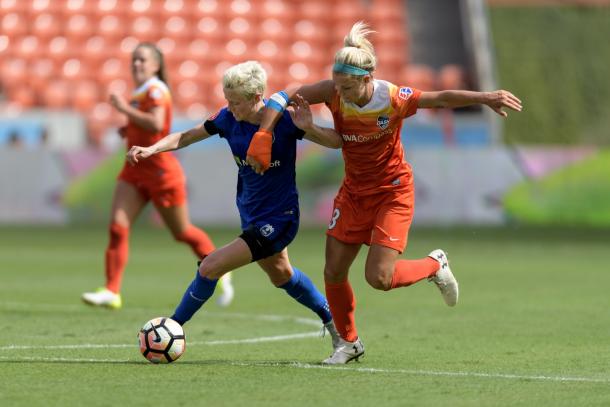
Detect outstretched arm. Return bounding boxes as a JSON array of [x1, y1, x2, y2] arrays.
[[246, 81, 336, 174], [126, 124, 211, 165], [290, 94, 342, 149], [418, 89, 522, 117]]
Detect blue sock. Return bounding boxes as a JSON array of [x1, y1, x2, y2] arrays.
[[171, 271, 218, 325], [279, 267, 332, 324]]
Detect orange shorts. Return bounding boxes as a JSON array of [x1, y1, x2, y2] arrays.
[[326, 185, 414, 253], [118, 172, 186, 208]]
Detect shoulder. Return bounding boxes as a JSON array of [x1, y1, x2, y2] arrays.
[[144, 78, 171, 105]]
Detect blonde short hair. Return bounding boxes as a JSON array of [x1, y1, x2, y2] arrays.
[[334, 21, 377, 74], [222, 61, 267, 99]]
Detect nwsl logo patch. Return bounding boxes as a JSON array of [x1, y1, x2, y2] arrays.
[[398, 87, 413, 100], [377, 115, 390, 130]]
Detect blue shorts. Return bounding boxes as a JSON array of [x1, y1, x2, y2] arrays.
[[239, 208, 299, 261]]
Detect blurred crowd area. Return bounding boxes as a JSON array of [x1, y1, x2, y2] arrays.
[[0, 0, 468, 147]]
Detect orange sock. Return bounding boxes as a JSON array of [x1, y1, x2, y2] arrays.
[[325, 280, 358, 342], [175, 225, 216, 259], [105, 223, 129, 294], [390, 257, 439, 289]]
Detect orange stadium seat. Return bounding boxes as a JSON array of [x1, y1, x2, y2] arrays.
[[129, 16, 158, 42], [92, 0, 128, 17], [83, 36, 114, 67], [71, 80, 100, 112], [7, 85, 36, 109], [437, 64, 468, 90], [161, 0, 191, 19], [0, 0, 26, 14], [62, 58, 91, 81], [63, 0, 96, 16], [14, 36, 43, 62], [64, 14, 95, 44], [1, 12, 27, 38], [0, 35, 13, 61], [41, 80, 71, 109], [194, 16, 226, 44], [32, 13, 62, 38], [192, 0, 228, 21], [97, 15, 128, 41], [26, 0, 62, 15], [175, 79, 207, 112], [164, 15, 193, 43], [401, 64, 437, 91], [29, 57, 56, 94], [45, 36, 70, 65], [298, 1, 329, 24]]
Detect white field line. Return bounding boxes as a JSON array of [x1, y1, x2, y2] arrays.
[[0, 332, 320, 351], [0, 301, 321, 327], [1, 356, 608, 384]]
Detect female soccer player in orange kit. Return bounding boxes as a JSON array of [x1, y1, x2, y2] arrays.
[[246, 22, 522, 364], [82, 43, 234, 309]]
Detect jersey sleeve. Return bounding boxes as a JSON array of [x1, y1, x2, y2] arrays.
[[146, 85, 168, 108], [392, 86, 422, 118], [203, 109, 226, 137]]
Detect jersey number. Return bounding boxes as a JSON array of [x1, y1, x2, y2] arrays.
[[328, 208, 341, 230]]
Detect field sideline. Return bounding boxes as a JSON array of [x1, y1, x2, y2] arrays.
[[1, 225, 609, 406]]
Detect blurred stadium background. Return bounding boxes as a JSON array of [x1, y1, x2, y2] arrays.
[[1, 0, 609, 227]]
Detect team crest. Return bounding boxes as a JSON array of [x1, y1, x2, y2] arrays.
[[398, 87, 413, 100], [260, 224, 275, 237], [377, 115, 390, 130]]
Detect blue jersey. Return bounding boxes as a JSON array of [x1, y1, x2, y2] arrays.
[[203, 108, 305, 228]]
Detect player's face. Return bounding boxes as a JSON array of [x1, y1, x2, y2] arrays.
[[332, 73, 371, 106], [131, 47, 160, 86], [224, 88, 259, 121]]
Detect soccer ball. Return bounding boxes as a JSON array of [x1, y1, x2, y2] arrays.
[[138, 317, 185, 364]]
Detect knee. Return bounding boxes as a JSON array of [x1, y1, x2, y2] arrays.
[[324, 265, 347, 283], [108, 223, 129, 247], [364, 267, 393, 291], [198, 255, 225, 280]]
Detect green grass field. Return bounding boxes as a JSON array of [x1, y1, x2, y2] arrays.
[[1, 225, 609, 406]]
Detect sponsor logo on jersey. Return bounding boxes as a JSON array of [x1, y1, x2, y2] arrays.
[[398, 87, 413, 100], [234, 156, 281, 168], [260, 224, 275, 237], [341, 127, 394, 143], [377, 115, 390, 130]]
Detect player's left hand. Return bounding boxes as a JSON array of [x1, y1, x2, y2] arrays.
[[487, 90, 522, 117], [126, 145, 154, 166], [288, 94, 314, 131]]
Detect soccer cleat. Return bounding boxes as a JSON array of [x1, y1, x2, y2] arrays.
[[322, 337, 365, 365], [215, 272, 234, 307], [427, 249, 459, 307], [81, 287, 122, 310], [323, 320, 342, 350]]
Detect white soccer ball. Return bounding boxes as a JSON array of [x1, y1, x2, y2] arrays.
[[138, 317, 186, 363]]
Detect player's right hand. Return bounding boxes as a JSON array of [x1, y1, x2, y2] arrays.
[[246, 129, 272, 175], [126, 145, 154, 166]]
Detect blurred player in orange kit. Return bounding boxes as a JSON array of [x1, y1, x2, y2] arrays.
[[247, 22, 522, 364], [82, 42, 234, 309]]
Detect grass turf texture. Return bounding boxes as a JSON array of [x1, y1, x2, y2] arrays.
[[1, 225, 609, 406]]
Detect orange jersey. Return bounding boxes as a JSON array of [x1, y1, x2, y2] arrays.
[[120, 76, 184, 187], [327, 79, 421, 196]]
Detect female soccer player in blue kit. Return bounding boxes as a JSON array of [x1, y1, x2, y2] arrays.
[[126, 61, 342, 346]]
